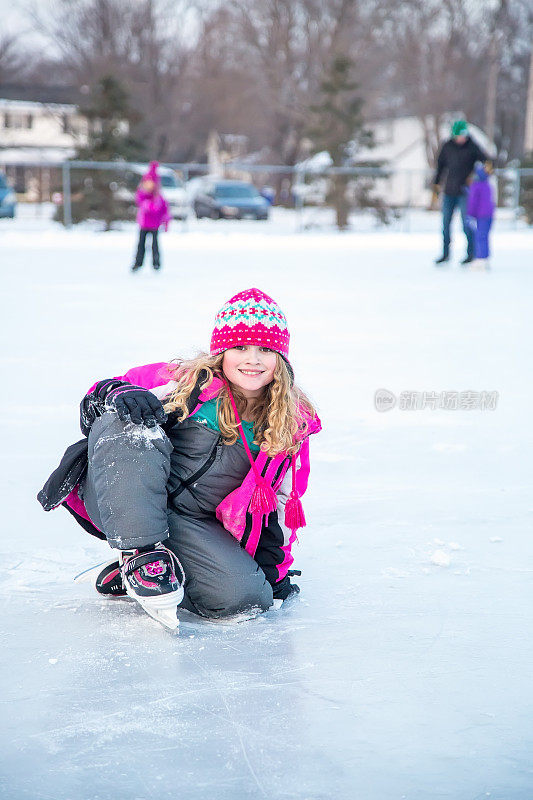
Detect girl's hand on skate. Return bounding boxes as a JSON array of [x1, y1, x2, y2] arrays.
[[108, 386, 167, 427]]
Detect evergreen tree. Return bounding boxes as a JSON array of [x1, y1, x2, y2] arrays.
[[60, 76, 146, 229], [308, 54, 375, 229]]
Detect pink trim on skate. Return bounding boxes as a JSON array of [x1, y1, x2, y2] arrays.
[[102, 568, 120, 585], [133, 570, 160, 590], [145, 561, 165, 576]]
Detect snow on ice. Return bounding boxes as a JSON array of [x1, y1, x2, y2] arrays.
[[0, 206, 532, 799], [430, 549, 451, 567]]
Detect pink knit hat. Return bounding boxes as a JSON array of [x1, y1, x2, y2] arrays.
[[143, 161, 160, 185], [210, 288, 290, 358]]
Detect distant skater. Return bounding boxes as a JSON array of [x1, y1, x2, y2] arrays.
[[432, 120, 489, 266], [132, 161, 170, 272], [467, 163, 495, 270]]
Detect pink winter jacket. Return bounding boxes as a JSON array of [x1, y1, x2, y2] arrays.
[[136, 188, 171, 230], [66, 362, 321, 582]]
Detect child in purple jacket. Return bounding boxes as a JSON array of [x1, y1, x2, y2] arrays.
[[467, 163, 495, 269], [132, 161, 171, 272]]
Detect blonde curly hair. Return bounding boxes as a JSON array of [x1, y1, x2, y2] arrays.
[[163, 352, 317, 457]]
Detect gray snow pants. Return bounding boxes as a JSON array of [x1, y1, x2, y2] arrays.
[[82, 412, 273, 618]]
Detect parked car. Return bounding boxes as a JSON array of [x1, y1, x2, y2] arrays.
[[193, 180, 270, 220], [115, 165, 189, 220], [0, 174, 16, 218]]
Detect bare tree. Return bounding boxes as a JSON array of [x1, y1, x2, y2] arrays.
[[185, 0, 390, 196], [11, 0, 531, 169], [27, 0, 202, 159], [494, 0, 532, 159], [386, 0, 496, 165], [0, 32, 26, 83]]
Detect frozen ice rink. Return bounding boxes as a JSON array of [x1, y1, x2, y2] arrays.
[[1, 208, 532, 799]]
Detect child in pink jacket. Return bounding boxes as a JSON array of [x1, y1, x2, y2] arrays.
[[132, 161, 170, 272], [38, 289, 321, 630]]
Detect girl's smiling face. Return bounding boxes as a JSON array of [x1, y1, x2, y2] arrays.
[[222, 345, 277, 398]]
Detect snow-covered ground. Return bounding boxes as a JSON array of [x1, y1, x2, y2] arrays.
[[1, 206, 532, 799]]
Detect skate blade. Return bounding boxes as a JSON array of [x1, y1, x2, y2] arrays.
[[125, 586, 184, 631], [74, 558, 116, 584], [140, 603, 180, 630]]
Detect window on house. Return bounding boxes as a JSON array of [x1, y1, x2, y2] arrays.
[[3, 112, 33, 129], [62, 114, 70, 134], [27, 114, 33, 129]]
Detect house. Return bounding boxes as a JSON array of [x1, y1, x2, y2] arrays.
[[356, 116, 496, 207], [206, 131, 249, 177], [0, 84, 89, 200], [295, 116, 497, 208]]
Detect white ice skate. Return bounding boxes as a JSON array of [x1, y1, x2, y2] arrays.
[[120, 546, 185, 631]]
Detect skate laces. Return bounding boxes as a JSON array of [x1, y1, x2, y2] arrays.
[[121, 544, 185, 587], [162, 545, 185, 586]]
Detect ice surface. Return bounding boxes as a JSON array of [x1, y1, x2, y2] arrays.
[[430, 549, 451, 567], [1, 206, 532, 799]]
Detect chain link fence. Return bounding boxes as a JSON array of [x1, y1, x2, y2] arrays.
[[1, 157, 532, 229]]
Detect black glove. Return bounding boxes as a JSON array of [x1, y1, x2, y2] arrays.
[[272, 574, 300, 601], [107, 385, 167, 427], [80, 378, 128, 435], [80, 379, 166, 435]]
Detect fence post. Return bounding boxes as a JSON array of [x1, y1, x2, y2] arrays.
[[62, 162, 72, 229], [513, 168, 521, 229], [404, 170, 412, 232], [295, 170, 304, 232], [182, 166, 189, 232]]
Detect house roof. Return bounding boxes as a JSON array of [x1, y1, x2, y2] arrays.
[[0, 83, 84, 106]]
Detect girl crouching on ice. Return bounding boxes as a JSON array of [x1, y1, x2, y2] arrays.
[[38, 288, 321, 629]]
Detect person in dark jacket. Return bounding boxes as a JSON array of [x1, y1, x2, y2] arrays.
[[433, 120, 489, 265]]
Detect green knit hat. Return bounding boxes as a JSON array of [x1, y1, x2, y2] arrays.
[[451, 119, 468, 137]]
